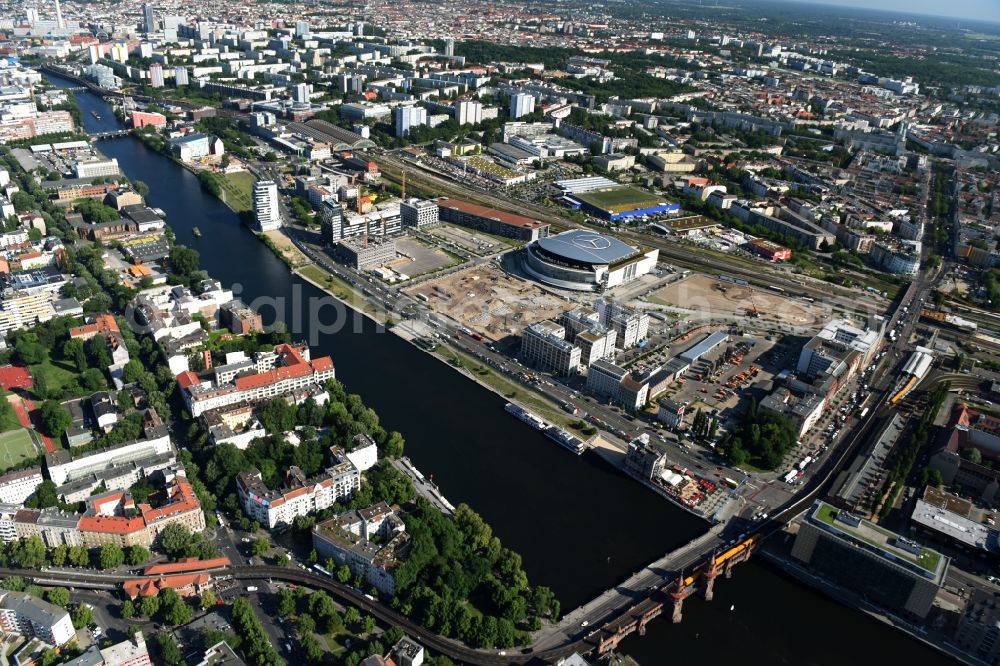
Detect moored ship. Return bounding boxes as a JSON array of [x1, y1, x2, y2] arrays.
[[504, 402, 547, 430]]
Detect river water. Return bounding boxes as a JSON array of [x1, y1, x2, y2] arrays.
[[49, 76, 955, 665]]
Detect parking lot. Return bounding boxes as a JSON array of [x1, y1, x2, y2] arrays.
[[653, 332, 781, 435], [427, 223, 512, 256], [389, 237, 461, 277]]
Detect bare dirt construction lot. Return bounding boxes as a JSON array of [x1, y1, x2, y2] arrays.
[[651, 273, 828, 328], [404, 265, 570, 340]]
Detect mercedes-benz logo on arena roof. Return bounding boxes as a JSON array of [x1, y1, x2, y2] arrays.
[[571, 235, 613, 251]]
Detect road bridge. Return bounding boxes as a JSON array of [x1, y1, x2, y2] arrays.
[[89, 130, 131, 139]]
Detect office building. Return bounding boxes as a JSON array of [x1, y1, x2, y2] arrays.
[[510, 93, 535, 119], [142, 3, 155, 32], [400, 198, 438, 230], [74, 158, 120, 179], [253, 180, 281, 232], [791, 501, 947, 618], [521, 321, 580, 376], [394, 105, 427, 138], [320, 201, 344, 244], [586, 357, 628, 398], [148, 63, 164, 88], [333, 237, 397, 270], [657, 399, 687, 429], [168, 133, 224, 163], [100, 631, 151, 666], [436, 197, 549, 241], [797, 318, 881, 379], [594, 300, 650, 349]]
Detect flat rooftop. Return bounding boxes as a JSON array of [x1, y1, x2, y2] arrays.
[[912, 495, 998, 553], [811, 502, 947, 581]]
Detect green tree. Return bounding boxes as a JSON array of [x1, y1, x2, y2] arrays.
[[382, 430, 405, 458], [62, 338, 88, 372], [72, 604, 94, 629], [343, 606, 360, 626], [127, 545, 150, 566], [14, 536, 47, 569], [277, 588, 296, 618], [139, 595, 161, 618], [45, 587, 70, 608], [200, 589, 217, 611], [964, 448, 983, 464], [122, 600, 136, 619], [38, 400, 72, 438], [68, 545, 90, 567], [156, 632, 183, 666], [50, 544, 68, 567], [361, 615, 376, 635], [25, 480, 59, 509], [163, 596, 193, 626], [336, 564, 352, 583], [251, 538, 270, 557], [15, 337, 45, 365], [168, 245, 200, 279], [98, 543, 125, 570], [158, 523, 195, 559]]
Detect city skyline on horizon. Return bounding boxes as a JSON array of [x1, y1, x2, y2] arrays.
[[778, 0, 1000, 23]]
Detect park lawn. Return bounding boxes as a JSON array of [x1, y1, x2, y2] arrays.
[[0, 428, 41, 472], [28, 355, 79, 399], [218, 171, 257, 213]]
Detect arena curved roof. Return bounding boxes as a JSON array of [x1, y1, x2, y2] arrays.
[[534, 229, 638, 266]]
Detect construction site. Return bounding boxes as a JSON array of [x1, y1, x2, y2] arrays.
[[403, 264, 571, 341], [651, 273, 829, 330]]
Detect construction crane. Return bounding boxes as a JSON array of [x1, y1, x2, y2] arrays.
[[746, 285, 761, 318]]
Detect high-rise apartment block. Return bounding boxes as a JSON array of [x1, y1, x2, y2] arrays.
[[253, 180, 282, 232]]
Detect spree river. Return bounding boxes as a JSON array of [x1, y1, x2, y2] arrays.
[[50, 76, 955, 665]]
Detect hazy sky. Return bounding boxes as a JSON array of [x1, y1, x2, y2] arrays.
[[785, 0, 1000, 23]]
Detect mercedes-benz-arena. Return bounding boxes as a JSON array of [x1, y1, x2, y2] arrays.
[[523, 229, 659, 291]]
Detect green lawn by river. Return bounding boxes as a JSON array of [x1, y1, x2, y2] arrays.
[[217, 171, 256, 213]]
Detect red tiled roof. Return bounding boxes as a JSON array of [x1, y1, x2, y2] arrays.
[[144, 557, 231, 576], [77, 514, 146, 535], [69, 314, 120, 339], [176, 371, 200, 389], [123, 573, 210, 598], [436, 197, 546, 230]]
